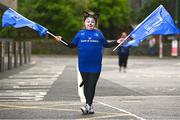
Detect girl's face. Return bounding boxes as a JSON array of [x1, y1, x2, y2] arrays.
[[84, 17, 96, 30]]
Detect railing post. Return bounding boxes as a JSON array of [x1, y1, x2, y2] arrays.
[[0, 41, 5, 72], [19, 41, 24, 66], [8, 41, 13, 70], [24, 41, 27, 64], [28, 41, 31, 63], [14, 41, 19, 68]]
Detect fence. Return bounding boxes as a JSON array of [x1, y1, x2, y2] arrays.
[[0, 39, 31, 72]]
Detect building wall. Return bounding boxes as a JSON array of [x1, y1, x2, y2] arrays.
[[0, 0, 17, 10]]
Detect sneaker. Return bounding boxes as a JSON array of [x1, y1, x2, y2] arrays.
[[88, 105, 95, 114], [81, 104, 90, 115]]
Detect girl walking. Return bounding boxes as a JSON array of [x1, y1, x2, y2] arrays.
[[54, 11, 121, 114]]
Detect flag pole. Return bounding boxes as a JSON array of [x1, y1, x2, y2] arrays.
[[113, 35, 130, 51], [47, 31, 68, 45]]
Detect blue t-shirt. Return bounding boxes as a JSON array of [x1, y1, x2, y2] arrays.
[[72, 29, 107, 72]]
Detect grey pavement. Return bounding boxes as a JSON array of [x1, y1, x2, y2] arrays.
[[0, 55, 180, 119]]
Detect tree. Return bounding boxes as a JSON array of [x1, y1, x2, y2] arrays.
[[1, 0, 132, 40], [135, 0, 176, 23], [18, 0, 84, 40], [87, 0, 131, 39]]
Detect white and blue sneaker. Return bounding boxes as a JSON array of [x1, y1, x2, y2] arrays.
[[81, 104, 95, 114], [81, 104, 90, 115], [88, 105, 95, 114]]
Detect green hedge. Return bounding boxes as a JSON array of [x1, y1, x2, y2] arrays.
[[31, 39, 78, 55], [31, 39, 173, 56]]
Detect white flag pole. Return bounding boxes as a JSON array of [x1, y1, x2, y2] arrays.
[[113, 35, 130, 51], [47, 31, 68, 45]]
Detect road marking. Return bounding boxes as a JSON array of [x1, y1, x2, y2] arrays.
[[42, 103, 81, 107], [0, 102, 81, 109], [168, 87, 176, 91], [0, 65, 66, 102], [0, 103, 128, 116], [121, 100, 141, 103], [0, 107, 23, 111], [95, 100, 146, 120], [0, 104, 39, 109], [78, 114, 129, 120], [35, 107, 122, 115]]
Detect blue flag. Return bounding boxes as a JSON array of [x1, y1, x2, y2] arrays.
[[2, 8, 48, 36], [126, 5, 180, 46]]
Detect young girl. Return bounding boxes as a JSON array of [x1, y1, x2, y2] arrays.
[[55, 11, 121, 114], [118, 32, 130, 72]]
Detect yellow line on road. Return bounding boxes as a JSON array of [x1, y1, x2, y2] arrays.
[[38, 107, 122, 115], [0, 102, 81, 108], [0, 103, 122, 115], [168, 87, 176, 91], [33, 107, 80, 112], [0, 107, 23, 111], [0, 105, 133, 120], [77, 113, 130, 120], [42, 103, 81, 107], [0, 103, 136, 119], [0, 104, 39, 109]]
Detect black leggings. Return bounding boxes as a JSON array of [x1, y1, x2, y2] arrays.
[[80, 72, 100, 106], [119, 55, 128, 68]]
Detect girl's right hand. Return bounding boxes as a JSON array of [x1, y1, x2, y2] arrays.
[[54, 36, 62, 42], [117, 38, 124, 43]]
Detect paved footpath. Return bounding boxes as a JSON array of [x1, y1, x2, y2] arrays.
[[0, 55, 180, 119]]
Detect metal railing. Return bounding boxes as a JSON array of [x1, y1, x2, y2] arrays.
[[0, 39, 31, 72]]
